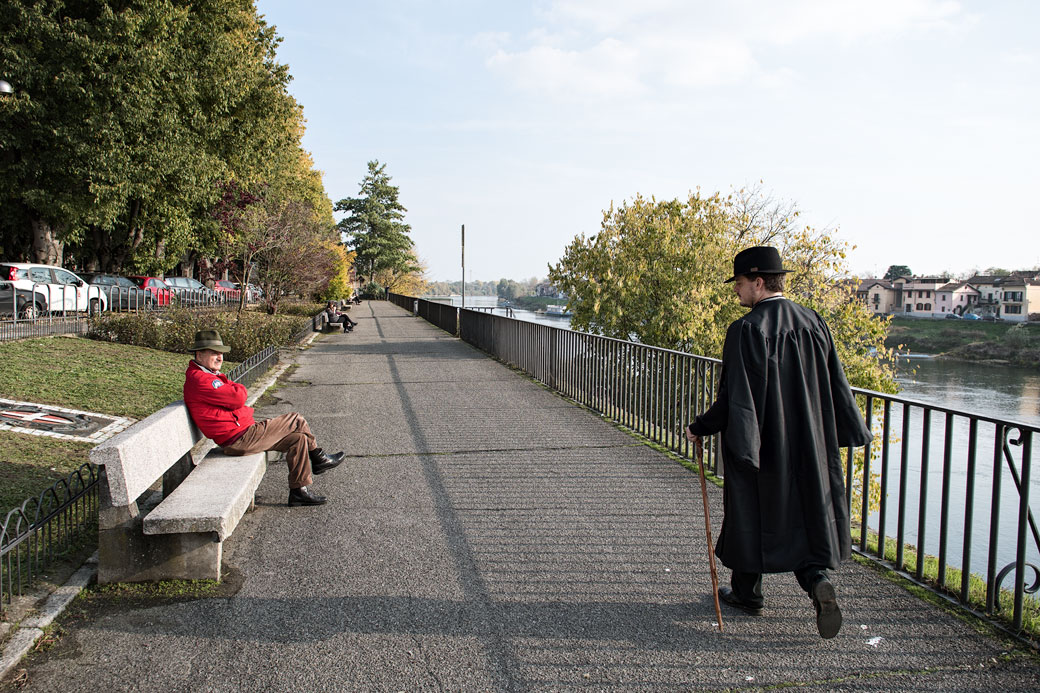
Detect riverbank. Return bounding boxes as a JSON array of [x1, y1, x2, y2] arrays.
[[885, 316, 1040, 367]]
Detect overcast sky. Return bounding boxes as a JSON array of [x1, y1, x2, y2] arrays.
[[255, 0, 1039, 282]]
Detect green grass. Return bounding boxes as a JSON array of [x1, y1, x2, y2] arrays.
[[0, 336, 239, 515], [0, 336, 234, 418], [886, 316, 1040, 365], [853, 525, 1040, 642], [0, 433, 95, 512]]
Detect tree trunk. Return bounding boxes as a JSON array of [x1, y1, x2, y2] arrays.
[[30, 219, 64, 265]]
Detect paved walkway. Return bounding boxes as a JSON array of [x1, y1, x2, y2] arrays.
[[5, 301, 1037, 691]]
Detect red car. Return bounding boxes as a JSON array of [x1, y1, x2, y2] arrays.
[[129, 276, 173, 305], [213, 280, 241, 300]]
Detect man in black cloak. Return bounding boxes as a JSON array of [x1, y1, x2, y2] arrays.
[[685, 246, 872, 639]]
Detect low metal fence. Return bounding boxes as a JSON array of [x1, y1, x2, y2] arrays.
[[394, 293, 1040, 639], [1, 464, 100, 618], [227, 345, 280, 389], [0, 282, 254, 344]]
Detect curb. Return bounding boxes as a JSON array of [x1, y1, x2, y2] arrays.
[[0, 552, 98, 680]]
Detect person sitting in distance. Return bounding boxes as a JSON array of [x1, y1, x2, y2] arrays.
[[324, 301, 358, 331], [183, 329, 344, 507]]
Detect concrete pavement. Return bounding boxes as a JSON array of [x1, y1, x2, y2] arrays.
[[3, 300, 1037, 692]]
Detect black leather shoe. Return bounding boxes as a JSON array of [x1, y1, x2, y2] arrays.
[[288, 486, 326, 507], [309, 449, 344, 475], [718, 586, 763, 614], [811, 578, 842, 639]]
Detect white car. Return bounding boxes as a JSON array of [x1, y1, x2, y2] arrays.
[[0, 262, 109, 314]]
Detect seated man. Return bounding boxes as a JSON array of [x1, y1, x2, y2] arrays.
[[324, 301, 358, 331], [183, 329, 344, 507]]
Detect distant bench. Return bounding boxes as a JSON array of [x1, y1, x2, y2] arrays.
[[90, 402, 271, 583]]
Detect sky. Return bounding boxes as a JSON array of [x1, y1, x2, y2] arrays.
[[254, 0, 1039, 282]]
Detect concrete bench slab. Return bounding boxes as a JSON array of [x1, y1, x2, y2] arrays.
[[143, 452, 266, 540], [90, 401, 201, 506]]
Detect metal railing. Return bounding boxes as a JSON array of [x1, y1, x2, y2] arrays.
[[1, 464, 100, 618], [227, 345, 280, 389], [392, 292, 1040, 637], [0, 282, 256, 344]]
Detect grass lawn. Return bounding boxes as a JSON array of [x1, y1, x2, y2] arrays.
[[0, 336, 237, 514], [886, 316, 1040, 365]]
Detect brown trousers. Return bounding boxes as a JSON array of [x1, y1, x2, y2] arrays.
[[222, 412, 316, 489]]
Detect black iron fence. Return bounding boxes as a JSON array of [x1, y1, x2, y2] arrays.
[[0, 343, 283, 617], [0, 282, 257, 344], [0, 464, 100, 618], [393, 292, 1039, 638]]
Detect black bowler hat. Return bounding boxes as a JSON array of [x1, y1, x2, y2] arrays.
[[724, 246, 792, 283]]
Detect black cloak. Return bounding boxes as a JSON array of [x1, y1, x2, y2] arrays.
[[688, 297, 872, 573]]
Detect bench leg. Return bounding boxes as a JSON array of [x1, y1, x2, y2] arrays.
[[99, 529, 222, 583], [97, 480, 224, 583]]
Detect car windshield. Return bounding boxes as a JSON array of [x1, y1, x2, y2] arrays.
[[152, 278, 170, 289], [89, 275, 115, 285], [129, 277, 146, 287], [115, 277, 137, 288]]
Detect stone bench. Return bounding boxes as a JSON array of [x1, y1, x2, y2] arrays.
[[90, 401, 269, 584]]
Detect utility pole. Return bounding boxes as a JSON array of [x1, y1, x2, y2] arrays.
[[461, 224, 465, 309]]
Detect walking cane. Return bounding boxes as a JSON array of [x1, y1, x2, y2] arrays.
[[694, 434, 724, 632]]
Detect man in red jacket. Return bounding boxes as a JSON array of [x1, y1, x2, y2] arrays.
[[183, 329, 343, 507]]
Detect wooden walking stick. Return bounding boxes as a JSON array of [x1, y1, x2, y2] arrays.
[[694, 435, 724, 631]]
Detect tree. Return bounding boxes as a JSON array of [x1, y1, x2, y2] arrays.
[[334, 161, 420, 282], [252, 198, 338, 313], [374, 249, 427, 296], [884, 265, 913, 280], [548, 189, 896, 393], [0, 1, 315, 274]]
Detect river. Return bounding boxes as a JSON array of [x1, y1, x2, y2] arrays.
[[887, 356, 1040, 581]]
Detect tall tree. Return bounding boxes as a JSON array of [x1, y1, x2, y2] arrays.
[[883, 265, 913, 280], [334, 161, 419, 283], [0, 0, 316, 273], [549, 189, 896, 393]]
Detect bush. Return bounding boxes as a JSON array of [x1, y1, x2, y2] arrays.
[[273, 301, 325, 317], [86, 308, 313, 361]]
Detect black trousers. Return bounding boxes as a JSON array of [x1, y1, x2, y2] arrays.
[[328, 314, 356, 329], [730, 565, 828, 607]]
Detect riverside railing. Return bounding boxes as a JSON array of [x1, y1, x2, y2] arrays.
[[0, 345, 282, 616], [393, 293, 1039, 638]]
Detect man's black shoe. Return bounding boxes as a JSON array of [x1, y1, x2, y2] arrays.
[[718, 586, 763, 614], [309, 449, 344, 475], [811, 578, 842, 639], [288, 486, 326, 507]]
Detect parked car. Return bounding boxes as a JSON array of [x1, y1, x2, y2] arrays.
[[964, 313, 982, 320], [0, 263, 108, 314], [212, 280, 241, 301], [165, 276, 218, 306], [0, 280, 49, 319], [79, 273, 154, 311], [944, 313, 962, 320], [128, 276, 173, 306], [232, 282, 262, 303]]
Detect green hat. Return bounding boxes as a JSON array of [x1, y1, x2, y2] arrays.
[[189, 329, 231, 354]]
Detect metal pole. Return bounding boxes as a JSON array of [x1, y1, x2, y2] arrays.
[[461, 224, 465, 309]]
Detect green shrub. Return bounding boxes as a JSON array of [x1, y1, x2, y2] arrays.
[[87, 308, 312, 361], [273, 301, 324, 317]]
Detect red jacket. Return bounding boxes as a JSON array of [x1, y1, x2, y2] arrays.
[[183, 360, 255, 445]]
